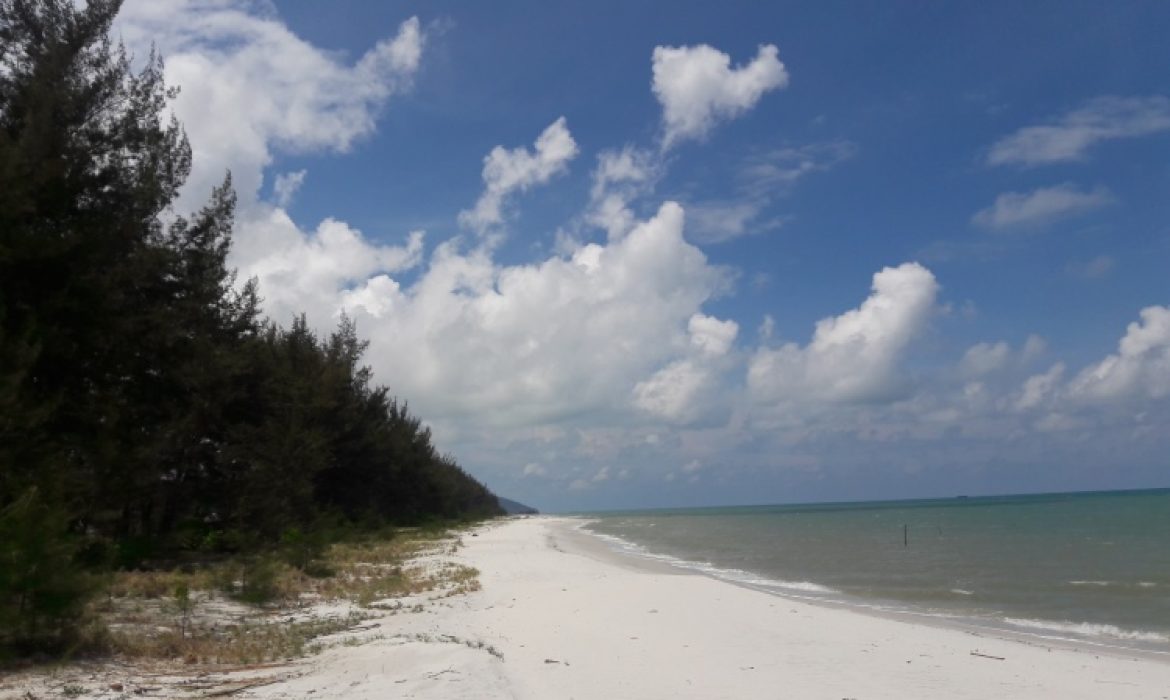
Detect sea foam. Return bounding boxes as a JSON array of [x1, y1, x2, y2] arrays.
[[584, 525, 840, 595], [1004, 617, 1169, 644]]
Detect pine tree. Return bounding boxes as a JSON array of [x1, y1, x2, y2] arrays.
[[1, 0, 501, 655]]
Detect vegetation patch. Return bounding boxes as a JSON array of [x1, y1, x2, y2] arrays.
[[53, 526, 486, 671]]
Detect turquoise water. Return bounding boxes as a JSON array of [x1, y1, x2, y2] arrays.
[[582, 489, 1170, 652]]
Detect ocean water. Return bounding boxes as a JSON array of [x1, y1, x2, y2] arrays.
[[581, 489, 1170, 653]]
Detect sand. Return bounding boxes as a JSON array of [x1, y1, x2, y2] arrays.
[[6, 516, 1167, 699], [249, 516, 1170, 699]]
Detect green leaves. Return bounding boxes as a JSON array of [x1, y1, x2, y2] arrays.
[[0, 0, 500, 661], [0, 487, 96, 655]]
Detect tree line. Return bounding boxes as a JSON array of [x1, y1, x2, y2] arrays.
[[0, 0, 501, 653]]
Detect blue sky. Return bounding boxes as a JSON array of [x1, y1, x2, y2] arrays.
[[116, 1, 1170, 511]]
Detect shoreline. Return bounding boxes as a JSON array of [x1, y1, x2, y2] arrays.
[[567, 516, 1170, 664], [260, 515, 1168, 699], [7, 516, 1168, 699]]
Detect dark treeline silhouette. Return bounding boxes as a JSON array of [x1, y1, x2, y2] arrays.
[[0, 0, 500, 653]]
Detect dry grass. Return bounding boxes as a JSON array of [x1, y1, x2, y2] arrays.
[[103, 610, 369, 665], [85, 527, 483, 666]]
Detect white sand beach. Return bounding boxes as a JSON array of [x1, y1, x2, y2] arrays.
[[246, 516, 1170, 699], [5, 516, 1167, 699]]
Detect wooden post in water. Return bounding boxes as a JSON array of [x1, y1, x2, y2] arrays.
[[903, 524, 908, 547]]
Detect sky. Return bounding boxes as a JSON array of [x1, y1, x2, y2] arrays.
[[113, 0, 1170, 512]]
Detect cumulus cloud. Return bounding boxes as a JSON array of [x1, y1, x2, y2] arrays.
[[632, 360, 712, 422], [748, 263, 939, 404], [459, 117, 579, 234], [586, 146, 658, 241], [987, 95, 1170, 167], [1067, 306, 1170, 402], [972, 184, 1113, 230], [117, 1, 429, 331], [1013, 363, 1067, 411], [588, 51, 816, 247], [350, 202, 731, 429], [689, 313, 739, 357], [630, 312, 738, 423], [1004, 306, 1170, 435], [652, 43, 788, 148], [119, 2, 423, 208], [236, 215, 425, 327]]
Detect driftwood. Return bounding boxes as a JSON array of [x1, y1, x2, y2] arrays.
[[970, 651, 1005, 661], [200, 676, 284, 697]]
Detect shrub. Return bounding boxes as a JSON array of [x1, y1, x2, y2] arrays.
[[0, 488, 96, 657]]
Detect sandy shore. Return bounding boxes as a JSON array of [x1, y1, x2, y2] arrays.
[[7, 516, 1165, 699], [243, 515, 1168, 699]]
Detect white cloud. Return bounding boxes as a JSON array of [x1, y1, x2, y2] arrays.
[[586, 146, 658, 241], [748, 263, 939, 404], [1014, 363, 1066, 411], [689, 313, 738, 357], [115, 2, 1170, 499], [961, 335, 1045, 378], [459, 117, 579, 234], [987, 95, 1170, 166], [118, 2, 424, 209], [632, 360, 712, 422], [592, 146, 656, 194], [630, 313, 738, 422], [1006, 307, 1170, 419], [272, 169, 307, 208], [351, 202, 731, 429], [237, 215, 425, 327], [117, 1, 429, 333], [1067, 306, 1170, 402], [652, 43, 788, 148], [972, 184, 1113, 230], [960, 341, 1011, 377]]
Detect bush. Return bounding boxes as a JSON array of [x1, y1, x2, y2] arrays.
[[234, 556, 285, 605], [0, 488, 96, 657], [280, 527, 328, 572]]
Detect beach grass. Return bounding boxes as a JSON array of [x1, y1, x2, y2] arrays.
[[84, 526, 481, 665]]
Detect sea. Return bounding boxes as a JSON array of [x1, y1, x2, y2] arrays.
[[580, 488, 1170, 655]]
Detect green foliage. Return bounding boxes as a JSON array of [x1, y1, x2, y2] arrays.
[[280, 526, 333, 576], [0, 0, 502, 659], [0, 488, 96, 655], [234, 557, 283, 605]]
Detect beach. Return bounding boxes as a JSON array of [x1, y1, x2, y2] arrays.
[[251, 516, 1170, 699]]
